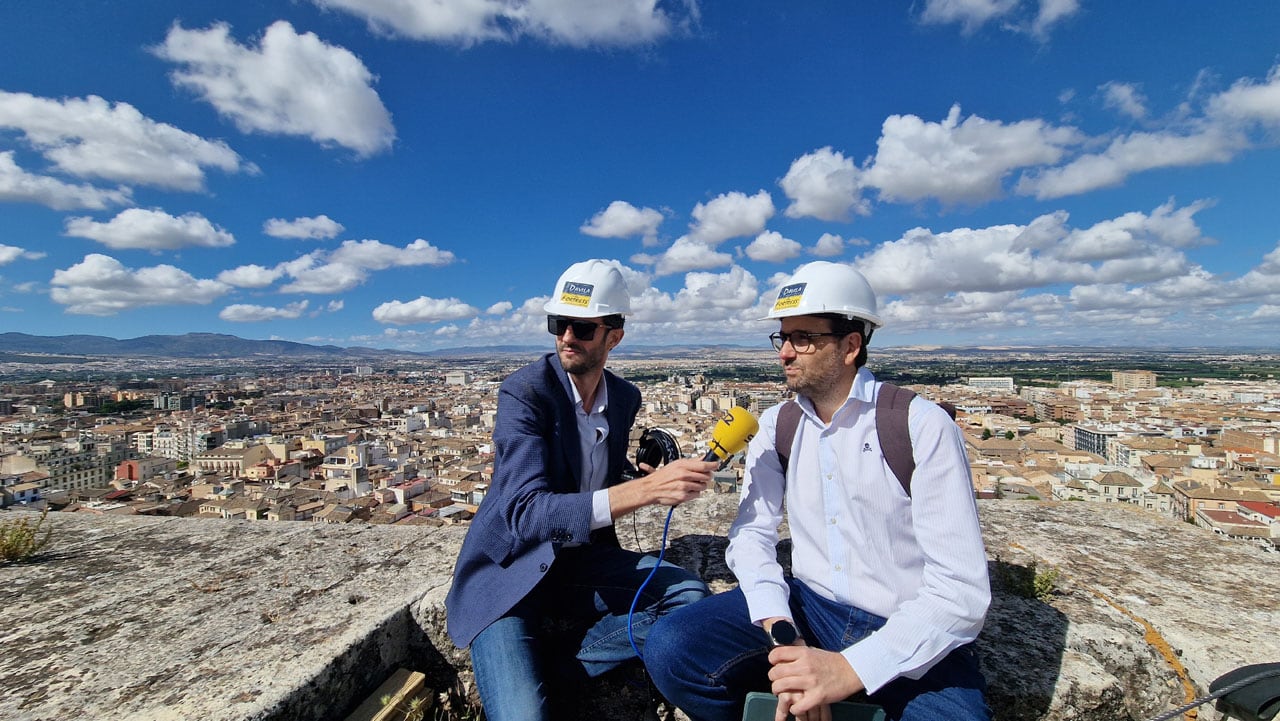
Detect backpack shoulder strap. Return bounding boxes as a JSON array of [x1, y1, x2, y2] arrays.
[[876, 383, 918, 497], [775, 384, 956, 499], [774, 400, 803, 476]]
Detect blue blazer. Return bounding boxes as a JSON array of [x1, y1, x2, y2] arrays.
[[446, 352, 641, 648]]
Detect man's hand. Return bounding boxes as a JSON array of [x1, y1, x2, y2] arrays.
[[768, 646, 865, 721], [608, 458, 716, 517]]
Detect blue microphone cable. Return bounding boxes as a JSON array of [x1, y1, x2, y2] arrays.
[[626, 505, 676, 659]]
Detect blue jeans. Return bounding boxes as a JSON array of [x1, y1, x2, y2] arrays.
[[645, 578, 990, 721], [469, 543, 710, 721]]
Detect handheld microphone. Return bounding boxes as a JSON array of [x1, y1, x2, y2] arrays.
[[625, 405, 760, 658], [701, 406, 759, 468]]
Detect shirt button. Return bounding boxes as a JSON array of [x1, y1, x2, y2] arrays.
[[830, 518, 837, 525], [539, 563, 548, 572], [835, 565, 842, 571]]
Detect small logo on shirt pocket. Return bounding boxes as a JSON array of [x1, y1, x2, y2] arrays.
[[862, 443, 873, 452]]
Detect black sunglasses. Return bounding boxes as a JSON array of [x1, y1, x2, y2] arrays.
[[547, 316, 615, 341]]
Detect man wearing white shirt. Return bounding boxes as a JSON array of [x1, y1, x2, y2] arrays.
[[646, 262, 991, 721]]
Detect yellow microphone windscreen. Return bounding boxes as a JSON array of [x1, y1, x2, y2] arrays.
[[707, 406, 759, 461]]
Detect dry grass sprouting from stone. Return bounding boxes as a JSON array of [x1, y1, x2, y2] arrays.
[[0, 508, 52, 564]]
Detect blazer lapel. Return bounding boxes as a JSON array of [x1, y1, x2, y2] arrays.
[[604, 372, 631, 483], [548, 352, 583, 490]]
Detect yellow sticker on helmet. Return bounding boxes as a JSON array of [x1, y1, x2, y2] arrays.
[[560, 281, 594, 308], [773, 282, 806, 311]]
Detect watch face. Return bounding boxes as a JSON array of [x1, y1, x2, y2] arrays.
[[769, 620, 798, 646]]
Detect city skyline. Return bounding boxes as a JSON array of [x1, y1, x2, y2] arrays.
[[2, 2, 1280, 351]]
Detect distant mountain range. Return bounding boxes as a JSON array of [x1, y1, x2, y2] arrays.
[[0, 332, 757, 361], [3, 332, 1268, 363]]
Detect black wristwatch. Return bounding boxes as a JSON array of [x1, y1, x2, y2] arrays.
[[767, 619, 799, 646]]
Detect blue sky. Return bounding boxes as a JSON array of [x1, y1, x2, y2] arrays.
[[2, 1, 1279, 351]]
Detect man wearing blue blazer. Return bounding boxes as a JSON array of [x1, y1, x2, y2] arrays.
[[446, 259, 719, 721]]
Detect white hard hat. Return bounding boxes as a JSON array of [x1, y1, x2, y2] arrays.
[[543, 259, 632, 318], [762, 261, 882, 329]]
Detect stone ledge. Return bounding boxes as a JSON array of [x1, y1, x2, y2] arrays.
[[1, 512, 469, 721], [2, 498, 1276, 721]]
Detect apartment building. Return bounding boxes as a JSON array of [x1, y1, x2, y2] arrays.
[[132, 422, 226, 463], [1072, 423, 1123, 457], [193, 444, 274, 477], [1113, 370, 1157, 391], [0, 438, 114, 493], [967, 377, 1016, 392]]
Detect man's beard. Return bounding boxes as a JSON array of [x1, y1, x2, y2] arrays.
[[783, 356, 840, 400], [559, 341, 605, 375]]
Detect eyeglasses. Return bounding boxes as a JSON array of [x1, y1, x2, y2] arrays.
[[547, 316, 614, 341], [769, 330, 846, 352]]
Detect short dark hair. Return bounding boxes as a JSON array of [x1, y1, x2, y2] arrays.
[[603, 314, 625, 329], [815, 313, 870, 368]]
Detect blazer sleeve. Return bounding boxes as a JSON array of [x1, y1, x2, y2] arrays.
[[487, 370, 597, 548]]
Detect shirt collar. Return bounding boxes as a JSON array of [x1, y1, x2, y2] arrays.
[[796, 367, 876, 423], [569, 374, 609, 415]]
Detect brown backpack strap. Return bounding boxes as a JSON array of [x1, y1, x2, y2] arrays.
[[774, 385, 952, 498], [775, 400, 803, 476], [876, 383, 917, 497]]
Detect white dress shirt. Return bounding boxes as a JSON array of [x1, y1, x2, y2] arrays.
[[568, 377, 615, 530], [726, 367, 990, 693]]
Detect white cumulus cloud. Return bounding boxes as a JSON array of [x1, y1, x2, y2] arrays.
[[780, 147, 869, 221], [218, 264, 285, 288], [0, 151, 131, 210], [856, 200, 1211, 297], [219, 300, 310, 322], [864, 104, 1080, 204], [745, 231, 801, 263], [50, 254, 231, 315], [919, 0, 1019, 33], [1055, 199, 1214, 262], [0, 243, 47, 265], [1017, 64, 1280, 200], [919, 0, 1079, 37], [273, 238, 457, 294], [64, 208, 235, 250], [618, 265, 761, 327], [811, 233, 845, 257], [1016, 125, 1244, 200], [263, 214, 345, 239], [312, 0, 696, 48], [328, 238, 456, 269], [1100, 81, 1148, 120], [279, 261, 369, 294], [486, 301, 513, 315], [0, 90, 247, 191], [689, 190, 774, 245], [1031, 0, 1079, 37], [154, 21, 395, 156], [636, 236, 734, 277], [1209, 63, 1280, 126], [580, 200, 665, 246], [372, 296, 481, 325]]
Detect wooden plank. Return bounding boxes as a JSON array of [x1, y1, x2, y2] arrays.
[[344, 668, 427, 721]]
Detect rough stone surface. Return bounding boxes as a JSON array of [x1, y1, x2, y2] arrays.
[[975, 500, 1279, 721], [0, 512, 469, 721], [1, 497, 1276, 721]]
